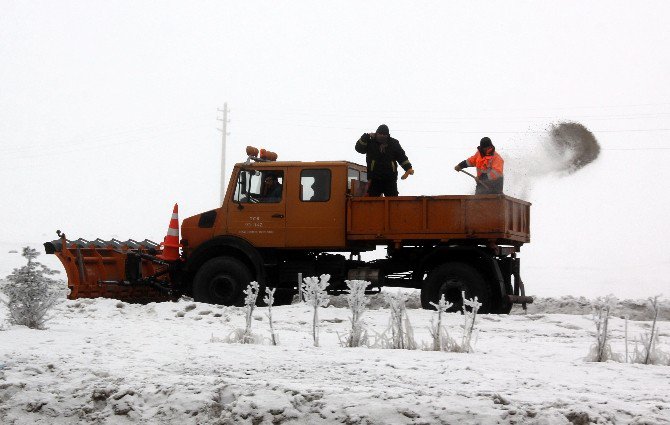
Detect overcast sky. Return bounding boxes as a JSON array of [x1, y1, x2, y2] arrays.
[[1, 1, 669, 298]]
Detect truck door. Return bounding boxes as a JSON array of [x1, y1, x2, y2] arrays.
[[227, 168, 286, 247], [285, 167, 345, 248]]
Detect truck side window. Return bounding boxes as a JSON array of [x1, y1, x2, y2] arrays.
[[348, 168, 359, 190], [301, 169, 331, 202], [259, 171, 283, 203]]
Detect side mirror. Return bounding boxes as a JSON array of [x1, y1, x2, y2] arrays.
[[240, 171, 248, 195]]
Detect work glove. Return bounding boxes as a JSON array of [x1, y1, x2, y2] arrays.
[[401, 168, 414, 180], [454, 164, 462, 172]]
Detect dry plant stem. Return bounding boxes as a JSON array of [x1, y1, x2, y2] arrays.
[[313, 306, 318, 346], [598, 306, 610, 362], [625, 316, 629, 363], [437, 306, 443, 351], [644, 296, 660, 365], [264, 288, 277, 346]]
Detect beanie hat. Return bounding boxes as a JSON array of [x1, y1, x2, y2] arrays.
[[479, 137, 493, 148], [376, 124, 390, 136]]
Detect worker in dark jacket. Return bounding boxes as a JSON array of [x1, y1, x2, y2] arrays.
[[355, 124, 414, 196], [454, 137, 504, 194]]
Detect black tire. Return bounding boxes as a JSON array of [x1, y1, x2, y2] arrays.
[[421, 262, 492, 314], [192, 257, 252, 306], [491, 293, 513, 314]]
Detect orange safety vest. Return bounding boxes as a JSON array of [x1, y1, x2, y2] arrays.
[[467, 149, 504, 180]]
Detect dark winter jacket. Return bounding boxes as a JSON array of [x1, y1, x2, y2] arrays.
[[355, 133, 412, 180]]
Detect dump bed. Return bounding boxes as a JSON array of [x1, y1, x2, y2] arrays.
[[346, 194, 530, 245]]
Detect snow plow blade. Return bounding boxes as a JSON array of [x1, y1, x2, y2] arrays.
[[44, 232, 175, 303]]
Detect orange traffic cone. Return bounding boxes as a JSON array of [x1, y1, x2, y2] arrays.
[[158, 203, 181, 261]]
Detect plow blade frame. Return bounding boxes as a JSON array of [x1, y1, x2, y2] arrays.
[[45, 236, 175, 303]]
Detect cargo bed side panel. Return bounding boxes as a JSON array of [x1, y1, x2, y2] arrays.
[[346, 195, 530, 244]]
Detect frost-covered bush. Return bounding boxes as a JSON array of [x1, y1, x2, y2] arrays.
[[460, 292, 481, 353], [302, 274, 330, 347], [373, 291, 417, 350], [1, 247, 66, 329], [223, 281, 263, 344], [586, 296, 621, 362], [243, 281, 260, 341], [424, 292, 479, 353], [631, 296, 669, 365], [264, 287, 278, 346], [426, 294, 458, 352], [339, 280, 370, 348]]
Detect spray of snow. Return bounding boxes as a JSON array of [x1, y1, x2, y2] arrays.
[[505, 121, 601, 199]]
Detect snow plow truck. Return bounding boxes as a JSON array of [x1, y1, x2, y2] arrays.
[[44, 146, 533, 313]]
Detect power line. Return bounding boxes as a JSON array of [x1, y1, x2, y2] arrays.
[[0, 112, 213, 155], [233, 101, 670, 116], [416, 146, 670, 151], [232, 123, 670, 134], [0, 123, 209, 160]]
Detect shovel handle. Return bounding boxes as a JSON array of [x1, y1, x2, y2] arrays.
[[459, 169, 491, 189]]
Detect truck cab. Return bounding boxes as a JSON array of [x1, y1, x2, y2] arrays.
[[181, 160, 369, 252]]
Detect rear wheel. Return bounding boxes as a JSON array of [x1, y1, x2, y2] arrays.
[[421, 262, 492, 313], [491, 292, 513, 314], [193, 257, 252, 306]]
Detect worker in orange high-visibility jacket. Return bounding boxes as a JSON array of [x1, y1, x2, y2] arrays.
[[454, 137, 504, 194]]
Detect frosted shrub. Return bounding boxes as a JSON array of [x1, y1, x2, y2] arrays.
[[426, 294, 458, 352], [632, 296, 669, 365], [586, 296, 621, 362], [1, 247, 66, 329], [225, 281, 263, 344], [243, 281, 259, 342], [339, 280, 370, 348], [302, 274, 330, 347], [264, 287, 278, 346], [460, 292, 481, 353], [632, 333, 669, 366], [374, 291, 417, 350]]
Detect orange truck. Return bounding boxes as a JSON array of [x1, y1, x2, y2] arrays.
[[45, 148, 532, 313]]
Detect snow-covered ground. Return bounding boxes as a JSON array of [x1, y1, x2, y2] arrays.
[[1, 296, 669, 424]]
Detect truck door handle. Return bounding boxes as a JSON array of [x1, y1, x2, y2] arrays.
[[272, 214, 284, 218]]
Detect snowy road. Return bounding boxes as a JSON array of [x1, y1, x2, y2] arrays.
[[1, 298, 669, 424]]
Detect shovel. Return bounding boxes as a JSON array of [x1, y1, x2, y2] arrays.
[[459, 169, 491, 189]]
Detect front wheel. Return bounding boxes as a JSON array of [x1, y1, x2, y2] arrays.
[[192, 257, 252, 306], [421, 262, 492, 314]]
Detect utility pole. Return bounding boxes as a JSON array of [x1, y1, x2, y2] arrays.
[[217, 103, 230, 205]]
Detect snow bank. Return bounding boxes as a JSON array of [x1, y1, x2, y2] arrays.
[[330, 291, 670, 321], [1, 297, 669, 424]]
